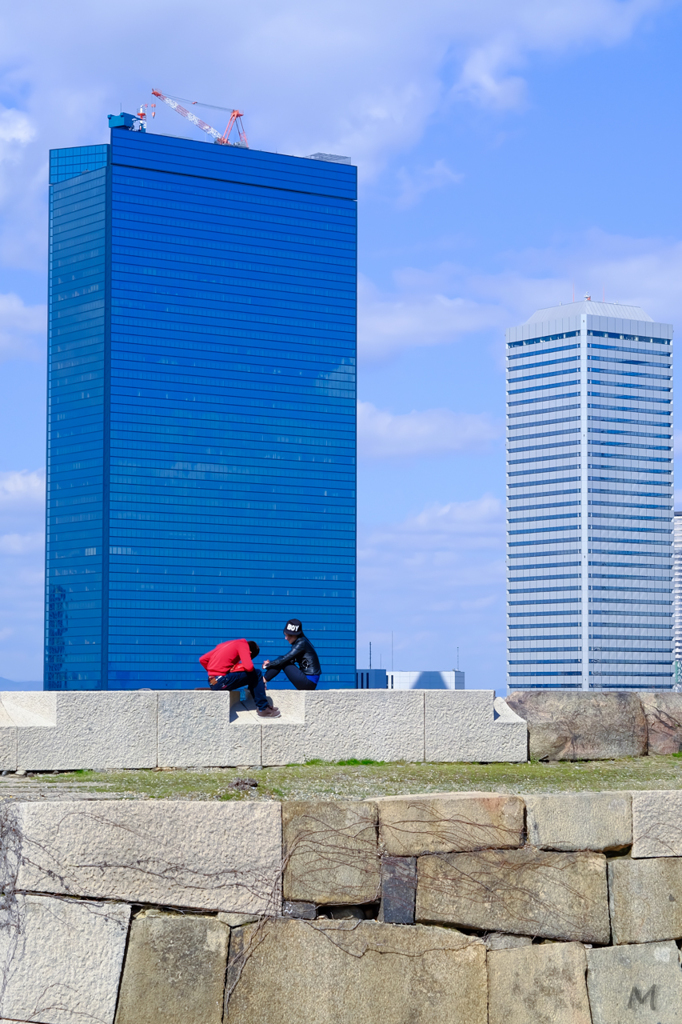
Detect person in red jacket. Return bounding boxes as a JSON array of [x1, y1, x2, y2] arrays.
[[199, 639, 280, 718]]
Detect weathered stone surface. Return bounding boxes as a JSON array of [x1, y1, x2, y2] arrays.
[[379, 856, 417, 923], [609, 857, 682, 944], [416, 847, 610, 943], [224, 918, 487, 1024], [640, 692, 682, 754], [0, 893, 129, 1024], [488, 942, 591, 1024], [377, 792, 524, 855], [526, 792, 632, 851], [16, 692, 158, 769], [632, 791, 682, 858], [282, 900, 316, 919], [218, 912, 260, 926], [262, 690, 426, 765], [283, 800, 380, 904], [114, 910, 229, 1024], [425, 690, 527, 762], [11, 800, 282, 914], [505, 691, 647, 760], [158, 691, 261, 767], [485, 932, 533, 949], [586, 941, 682, 1024]]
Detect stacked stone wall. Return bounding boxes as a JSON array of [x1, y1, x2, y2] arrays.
[[2, 791, 682, 1022]]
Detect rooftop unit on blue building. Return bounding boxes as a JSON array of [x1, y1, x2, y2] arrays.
[[45, 103, 357, 690]]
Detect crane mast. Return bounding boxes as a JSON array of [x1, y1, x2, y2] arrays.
[[151, 90, 249, 147]]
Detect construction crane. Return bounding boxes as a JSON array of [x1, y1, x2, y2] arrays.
[[151, 90, 249, 147]]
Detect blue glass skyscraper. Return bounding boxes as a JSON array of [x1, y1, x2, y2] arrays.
[[45, 121, 356, 689], [506, 300, 673, 692]]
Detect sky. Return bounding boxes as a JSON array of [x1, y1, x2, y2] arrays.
[[0, 0, 681, 685]]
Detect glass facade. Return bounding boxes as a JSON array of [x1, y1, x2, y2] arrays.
[[674, 512, 682, 686], [46, 129, 357, 690], [506, 302, 673, 691]]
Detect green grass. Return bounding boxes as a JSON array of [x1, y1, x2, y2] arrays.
[[6, 754, 682, 802]]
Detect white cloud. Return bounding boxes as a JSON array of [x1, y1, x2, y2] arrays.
[[359, 229, 682, 363], [0, 0, 669, 264], [396, 159, 463, 209], [0, 107, 35, 158], [358, 495, 506, 681], [0, 532, 43, 554], [0, 469, 45, 509], [358, 400, 499, 457], [358, 272, 507, 360], [0, 469, 45, 680], [0, 293, 45, 361]]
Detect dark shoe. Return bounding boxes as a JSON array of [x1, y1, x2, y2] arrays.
[[257, 705, 281, 718]]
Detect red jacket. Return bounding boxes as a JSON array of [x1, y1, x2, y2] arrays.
[[199, 639, 254, 677]]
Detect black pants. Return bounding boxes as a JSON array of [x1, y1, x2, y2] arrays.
[[264, 664, 318, 690], [211, 668, 269, 710]]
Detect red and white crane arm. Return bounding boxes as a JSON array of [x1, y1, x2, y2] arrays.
[[151, 90, 248, 147]]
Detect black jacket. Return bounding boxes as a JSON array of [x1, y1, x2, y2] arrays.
[[267, 635, 321, 675]]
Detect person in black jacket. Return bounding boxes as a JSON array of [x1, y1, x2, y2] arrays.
[[262, 618, 321, 690]]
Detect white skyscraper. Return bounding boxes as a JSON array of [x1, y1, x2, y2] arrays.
[[506, 300, 673, 691], [674, 511, 682, 686]]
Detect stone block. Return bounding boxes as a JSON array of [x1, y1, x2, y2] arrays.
[[376, 791, 524, 855], [0, 893, 130, 1024], [425, 690, 527, 762], [488, 942, 591, 1024], [157, 691, 261, 767], [640, 692, 682, 754], [379, 856, 417, 924], [505, 691, 647, 760], [224, 918, 487, 1024], [262, 690, 425, 765], [632, 791, 682, 858], [16, 692, 157, 770], [282, 800, 380, 904], [526, 792, 632, 851], [218, 912, 260, 927], [11, 799, 282, 915], [282, 900, 316, 919], [416, 847, 610, 943], [609, 857, 682, 944], [586, 941, 682, 1024], [114, 909, 229, 1024], [485, 933, 533, 949]]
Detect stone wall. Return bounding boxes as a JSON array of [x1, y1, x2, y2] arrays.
[[2, 688, 680, 771], [0, 689, 527, 769], [3, 790, 682, 1022]]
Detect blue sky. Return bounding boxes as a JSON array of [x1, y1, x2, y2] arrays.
[[0, 0, 681, 684]]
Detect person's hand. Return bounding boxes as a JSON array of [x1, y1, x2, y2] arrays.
[[262, 660, 270, 669]]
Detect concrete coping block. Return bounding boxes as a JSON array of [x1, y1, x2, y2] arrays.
[[375, 792, 525, 856]]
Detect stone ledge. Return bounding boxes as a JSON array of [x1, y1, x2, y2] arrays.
[[0, 689, 528, 769]]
